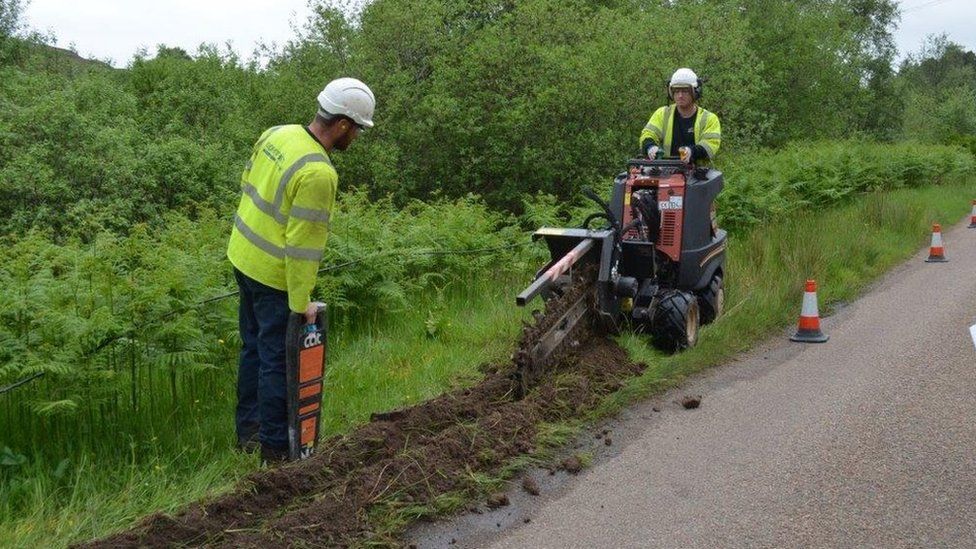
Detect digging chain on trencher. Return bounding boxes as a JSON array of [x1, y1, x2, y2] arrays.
[[512, 265, 598, 398]]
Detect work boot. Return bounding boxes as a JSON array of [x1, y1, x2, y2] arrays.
[[236, 435, 260, 454], [260, 444, 289, 466]]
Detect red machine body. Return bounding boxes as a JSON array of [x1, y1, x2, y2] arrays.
[[620, 167, 686, 262]]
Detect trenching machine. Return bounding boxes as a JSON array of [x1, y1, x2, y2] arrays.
[[513, 158, 727, 395]]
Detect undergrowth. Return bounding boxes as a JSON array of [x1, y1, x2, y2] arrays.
[[368, 180, 976, 544], [1, 152, 974, 547]]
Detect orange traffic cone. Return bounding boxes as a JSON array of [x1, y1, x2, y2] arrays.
[[925, 223, 948, 263], [969, 200, 976, 228], [790, 280, 829, 343]]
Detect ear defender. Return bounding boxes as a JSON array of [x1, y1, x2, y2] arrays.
[[666, 78, 703, 101]]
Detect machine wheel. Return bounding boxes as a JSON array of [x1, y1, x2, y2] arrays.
[[651, 290, 700, 352], [697, 274, 724, 325]]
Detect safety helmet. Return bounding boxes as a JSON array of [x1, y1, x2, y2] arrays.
[[668, 68, 701, 100], [317, 77, 375, 128]]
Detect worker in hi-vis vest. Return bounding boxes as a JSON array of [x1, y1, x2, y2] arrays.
[[227, 77, 375, 464], [639, 68, 721, 164]]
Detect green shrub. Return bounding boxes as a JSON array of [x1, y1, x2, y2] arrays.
[[0, 193, 528, 464], [717, 141, 974, 230], [0, 0, 916, 230], [947, 134, 976, 158]]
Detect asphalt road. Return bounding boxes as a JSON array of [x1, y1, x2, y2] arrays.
[[409, 217, 976, 548]]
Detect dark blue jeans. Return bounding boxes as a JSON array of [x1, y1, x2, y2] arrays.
[[234, 268, 290, 450]]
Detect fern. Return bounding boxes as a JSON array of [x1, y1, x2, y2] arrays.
[[28, 399, 79, 417]]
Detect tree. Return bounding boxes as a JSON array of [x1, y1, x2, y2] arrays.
[[841, 0, 901, 138], [0, 0, 25, 37], [898, 35, 976, 142], [723, 0, 899, 144], [0, 0, 26, 62]]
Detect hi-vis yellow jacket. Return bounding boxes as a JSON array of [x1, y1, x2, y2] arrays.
[[227, 125, 337, 313], [639, 105, 722, 161]]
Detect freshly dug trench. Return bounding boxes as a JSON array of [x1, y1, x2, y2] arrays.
[[80, 316, 645, 548]]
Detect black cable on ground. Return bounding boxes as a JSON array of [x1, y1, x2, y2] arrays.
[[171, 240, 532, 311], [1, 238, 534, 394], [0, 372, 45, 396]]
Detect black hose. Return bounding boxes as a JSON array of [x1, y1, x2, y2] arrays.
[[580, 212, 609, 230], [582, 187, 620, 234], [0, 372, 45, 396]]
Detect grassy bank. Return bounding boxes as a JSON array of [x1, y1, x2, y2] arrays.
[[611, 179, 976, 408], [2, 142, 968, 469], [372, 179, 976, 542], [0, 276, 531, 547], [5, 179, 974, 547]]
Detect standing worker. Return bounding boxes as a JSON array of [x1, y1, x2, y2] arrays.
[[640, 68, 722, 163], [227, 77, 375, 464]]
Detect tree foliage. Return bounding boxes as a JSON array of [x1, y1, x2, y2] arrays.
[[725, 0, 901, 144], [0, 0, 26, 62], [0, 0, 24, 39], [0, 0, 941, 231], [899, 35, 976, 143]]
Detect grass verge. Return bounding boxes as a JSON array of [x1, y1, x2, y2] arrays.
[[0, 277, 531, 548], [608, 180, 976, 414], [4, 180, 974, 547], [371, 180, 976, 542]]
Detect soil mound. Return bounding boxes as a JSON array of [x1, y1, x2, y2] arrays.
[[79, 335, 644, 548]]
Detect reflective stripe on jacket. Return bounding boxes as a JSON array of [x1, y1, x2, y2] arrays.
[[639, 105, 722, 160], [227, 124, 337, 313]]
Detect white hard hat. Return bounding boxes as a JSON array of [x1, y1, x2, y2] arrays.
[[317, 77, 375, 128], [669, 68, 699, 90]]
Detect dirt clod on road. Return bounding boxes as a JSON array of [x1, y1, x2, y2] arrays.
[[560, 456, 584, 475], [522, 476, 540, 496], [487, 493, 510, 509]]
